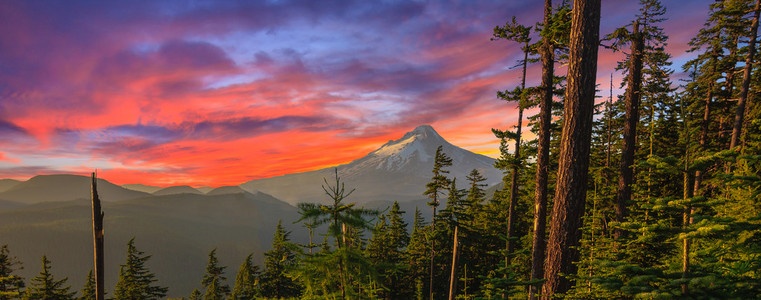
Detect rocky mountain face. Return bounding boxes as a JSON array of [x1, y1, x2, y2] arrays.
[[240, 125, 502, 205]]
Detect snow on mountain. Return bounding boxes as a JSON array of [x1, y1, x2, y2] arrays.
[[240, 125, 502, 206]]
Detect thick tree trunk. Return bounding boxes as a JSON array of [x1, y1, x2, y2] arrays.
[[91, 173, 105, 300], [730, 0, 760, 151], [614, 21, 644, 240], [529, 1, 554, 299], [541, 0, 600, 297]]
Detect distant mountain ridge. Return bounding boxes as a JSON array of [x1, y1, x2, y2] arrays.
[[0, 179, 20, 193], [0, 174, 151, 204], [153, 185, 202, 195], [121, 183, 163, 194], [239, 125, 501, 205]]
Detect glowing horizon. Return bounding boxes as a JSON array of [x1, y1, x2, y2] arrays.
[[0, 1, 711, 186]]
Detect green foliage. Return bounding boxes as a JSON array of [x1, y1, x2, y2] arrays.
[[261, 221, 301, 299], [113, 238, 168, 300], [366, 202, 410, 299], [200, 249, 229, 300], [231, 253, 261, 300], [293, 169, 380, 298], [405, 207, 430, 298], [0, 245, 24, 300], [23, 255, 74, 300], [425, 145, 453, 209], [78, 270, 95, 300], [188, 288, 201, 300]]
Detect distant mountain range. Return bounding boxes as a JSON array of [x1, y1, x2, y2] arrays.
[[0, 125, 502, 297]]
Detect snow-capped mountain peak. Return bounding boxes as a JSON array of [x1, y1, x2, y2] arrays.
[[240, 125, 502, 205], [364, 125, 455, 171]]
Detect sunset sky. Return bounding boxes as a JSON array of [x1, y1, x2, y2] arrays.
[[0, 0, 711, 186]]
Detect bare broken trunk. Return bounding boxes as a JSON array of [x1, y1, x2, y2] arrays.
[[91, 172, 105, 300]]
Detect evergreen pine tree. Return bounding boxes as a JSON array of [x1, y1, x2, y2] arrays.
[[388, 202, 410, 253], [543, 0, 601, 295], [231, 253, 260, 300], [293, 169, 378, 298], [404, 207, 429, 299], [113, 238, 168, 300], [423, 145, 452, 299], [200, 249, 229, 300], [188, 288, 201, 300], [528, 2, 572, 297], [465, 169, 487, 219], [493, 14, 534, 260], [0, 245, 24, 300], [23, 255, 75, 300], [78, 270, 95, 300], [366, 215, 394, 299], [261, 221, 301, 299], [366, 201, 410, 299]]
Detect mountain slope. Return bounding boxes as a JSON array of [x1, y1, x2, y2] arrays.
[[0, 191, 303, 298], [153, 185, 202, 195], [206, 185, 247, 195], [0, 175, 150, 204], [240, 125, 502, 205], [195, 186, 215, 194], [122, 183, 163, 194], [0, 179, 20, 193]]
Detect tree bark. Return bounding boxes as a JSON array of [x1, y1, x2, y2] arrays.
[[529, 1, 554, 299], [541, 0, 600, 297], [448, 226, 460, 300], [730, 0, 760, 151], [91, 172, 105, 300], [614, 21, 644, 240], [506, 41, 528, 257]]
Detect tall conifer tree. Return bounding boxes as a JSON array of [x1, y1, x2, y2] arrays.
[[542, 0, 601, 296], [113, 238, 168, 300], [0, 245, 24, 300], [231, 253, 260, 300], [261, 221, 301, 299], [200, 249, 229, 300], [423, 145, 452, 300], [79, 271, 95, 300], [23, 256, 74, 300]]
